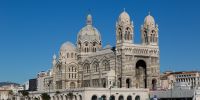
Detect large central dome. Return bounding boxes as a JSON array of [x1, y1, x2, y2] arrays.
[[77, 14, 101, 43], [77, 14, 102, 53]]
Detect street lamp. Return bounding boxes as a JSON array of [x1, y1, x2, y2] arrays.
[[47, 80, 51, 95], [109, 86, 113, 100], [170, 80, 173, 100]]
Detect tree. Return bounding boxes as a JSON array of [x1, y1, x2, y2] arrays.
[[67, 92, 73, 100], [41, 93, 50, 100], [55, 91, 60, 95], [19, 90, 29, 100], [8, 90, 13, 100]]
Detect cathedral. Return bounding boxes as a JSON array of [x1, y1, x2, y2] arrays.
[[51, 10, 160, 90], [31, 10, 160, 100]]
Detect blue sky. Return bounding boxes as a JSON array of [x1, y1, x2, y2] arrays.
[[0, 0, 200, 84]]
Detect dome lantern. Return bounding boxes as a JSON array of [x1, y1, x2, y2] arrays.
[[86, 14, 92, 25]]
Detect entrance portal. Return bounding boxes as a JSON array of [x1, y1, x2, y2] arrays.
[[135, 60, 147, 88], [152, 79, 157, 90]]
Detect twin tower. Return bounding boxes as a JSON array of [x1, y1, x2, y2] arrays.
[[116, 11, 159, 45], [77, 10, 159, 54]]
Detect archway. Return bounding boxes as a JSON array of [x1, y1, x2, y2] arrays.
[[60, 95, 63, 100], [57, 96, 59, 100], [79, 95, 82, 100], [101, 95, 106, 100], [152, 79, 157, 90], [126, 78, 131, 88], [65, 95, 68, 100], [118, 78, 122, 88], [127, 95, 132, 100], [70, 82, 75, 88], [135, 95, 140, 100], [91, 95, 98, 100], [110, 95, 115, 100], [118, 95, 124, 100], [135, 60, 147, 88]]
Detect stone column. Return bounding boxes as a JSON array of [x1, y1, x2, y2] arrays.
[[89, 64, 93, 87], [99, 65, 102, 87], [121, 48, 127, 88]]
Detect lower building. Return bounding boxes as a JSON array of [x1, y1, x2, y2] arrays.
[[29, 79, 37, 91], [29, 88, 149, 100], [160, 71, 200, 90], [0, 90, 10, 100]]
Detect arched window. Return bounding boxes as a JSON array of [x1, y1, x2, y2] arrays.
[[110, 95, 115, 100], [75, 53, 77, 59], [79, 42, 81, 47], [118, 95, 124, 100], [126, 78, 131, 88], [125, 27, 131, 40], [127, 96, 132, 100], [150, 34, 153, 42], [135, 95, 140, 100], [91, 95, 98, 100], [71, 53, 73, 58], [93, 62, 99, 72], [87, 66, 90, 73], [101, 95, 106, 100], [102, 60, 110, 71], [125, 31, 128, 40], [70, 82, 75, 88], [153, 34, 155, 43], [68, 66, 77, 79], [67, 53, 69, 58], [84, 63, 90, 73], [118, 28, 122, 40]]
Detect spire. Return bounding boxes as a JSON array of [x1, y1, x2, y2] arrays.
[[52, 53, 56, 66], [53, 53, 56, 60], [123, 8, 126, 12], [86, 14, 92, 25], [148, 11, 151, 15]]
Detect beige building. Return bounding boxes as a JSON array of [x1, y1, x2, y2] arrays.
[[160, 71, 200, 90], [0, 89, 10, 100], [0, 84, 24, 100], [32, 10, 160, 100], [51, 10, 160, 90]]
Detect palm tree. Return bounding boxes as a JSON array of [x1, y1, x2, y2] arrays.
[[41, 93, 50, 100]]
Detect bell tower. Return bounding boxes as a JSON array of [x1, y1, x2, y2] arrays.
[[141, 12, 159, 45], [116, 10, 134, 44]]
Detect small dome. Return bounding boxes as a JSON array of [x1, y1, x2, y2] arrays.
[[144, 13, 155, 27], [60, 41, 76, 52], [78, 14, 101, 43], [118, 10, 130, 24]]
